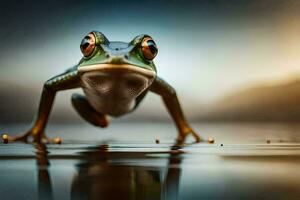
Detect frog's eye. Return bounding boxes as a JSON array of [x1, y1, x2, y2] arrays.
[[80, 33, 96, 57], [141, 37, 158, 60]]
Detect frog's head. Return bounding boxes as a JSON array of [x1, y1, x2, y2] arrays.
[[78, 31, 158, 95]]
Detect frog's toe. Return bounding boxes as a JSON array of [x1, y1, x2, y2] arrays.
[[177, 129, 202, 144], [97, 115, 109, 128], [1, 133, 28, 143], [207, 136, 215, 144], [53, 137, 62, 144], [1, 134, 8, 143], [42, 136, 62, 144], [175, 135, 185, 145], [191, 131, 201, 143]]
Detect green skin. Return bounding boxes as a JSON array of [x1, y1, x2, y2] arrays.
[[2, 31, 201, 144]]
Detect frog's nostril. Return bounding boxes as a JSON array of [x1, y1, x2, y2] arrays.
[[115, 48, 119, 51]]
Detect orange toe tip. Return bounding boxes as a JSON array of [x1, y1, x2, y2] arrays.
[[53, 137, 62, 144], [2, 134, 9, 144], [2, 134, 8, 139], [97, 116, 109, 128], [207, 136, 215, 144]]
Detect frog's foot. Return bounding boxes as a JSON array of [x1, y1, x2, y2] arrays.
[[176, 127, 202, 145], [1, 131, 61, 144], [1, 133, 29, 143], [71, 93, 109, 128]]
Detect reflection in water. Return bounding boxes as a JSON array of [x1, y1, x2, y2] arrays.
[[34, 144, 183, 200], [35, 144, 53, 200], [164, 154, 181, 200], [3, 123, 300, 199]]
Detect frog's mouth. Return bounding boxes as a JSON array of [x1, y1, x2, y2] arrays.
[[78, 64, 156, 79]]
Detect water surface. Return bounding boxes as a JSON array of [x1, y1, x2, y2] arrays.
[[0, 122, 300, 200]]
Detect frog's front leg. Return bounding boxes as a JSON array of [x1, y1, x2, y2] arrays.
[[2, 70, 81, 144], [149, 76, 201, 144]]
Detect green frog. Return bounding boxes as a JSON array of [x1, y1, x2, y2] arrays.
[[2, 31, 201, 144]]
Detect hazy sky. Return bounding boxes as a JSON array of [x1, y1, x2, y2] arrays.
[[1, 0, 300, 121]]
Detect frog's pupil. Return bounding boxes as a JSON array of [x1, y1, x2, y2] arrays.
[[81, 41, 90, 50], [147, 40, 157, 54]]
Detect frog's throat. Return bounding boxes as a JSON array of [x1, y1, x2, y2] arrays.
[[78, 64, 156, 78]]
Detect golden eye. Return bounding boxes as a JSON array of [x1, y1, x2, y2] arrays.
[[80, 33, 96, 57], [141, 37, 158, 60]]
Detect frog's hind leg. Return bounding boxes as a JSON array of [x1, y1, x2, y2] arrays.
[[71, 93, 109, 128]]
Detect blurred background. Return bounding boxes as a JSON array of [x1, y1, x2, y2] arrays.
[[1, 0, 300, 124]]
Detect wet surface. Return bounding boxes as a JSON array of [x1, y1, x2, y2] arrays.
[[0, 122, 300, 200]]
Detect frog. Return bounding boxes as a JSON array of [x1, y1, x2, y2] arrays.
[[1, 31, 201, 144]]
